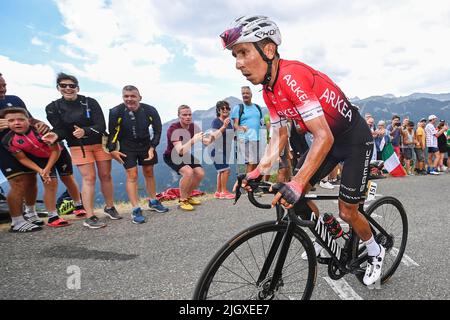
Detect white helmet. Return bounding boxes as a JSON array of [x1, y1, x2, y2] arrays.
[[220, 15, 281, 50]]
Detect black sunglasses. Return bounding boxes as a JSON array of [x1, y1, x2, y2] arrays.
[[58, 83, 78, 89]]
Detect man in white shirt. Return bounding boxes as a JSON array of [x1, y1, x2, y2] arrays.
[[425, 115, 446, 175]]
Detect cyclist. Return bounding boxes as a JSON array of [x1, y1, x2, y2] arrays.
[[220, 15, 385, 286]]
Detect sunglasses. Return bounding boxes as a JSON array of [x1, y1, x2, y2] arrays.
[[220, 25, 243, 49], [58, 83, 78, 89], [220, 107, 231, 111]]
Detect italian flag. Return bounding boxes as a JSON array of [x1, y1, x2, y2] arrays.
[[381, 140, 406, 177]]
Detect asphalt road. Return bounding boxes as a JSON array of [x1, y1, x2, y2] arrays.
[[0, 174, 449, 300]]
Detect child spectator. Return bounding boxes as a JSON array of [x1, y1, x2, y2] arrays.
[[1, 108, 84, 227]]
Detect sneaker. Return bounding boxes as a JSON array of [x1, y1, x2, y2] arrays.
[[104, 206, 122, 220], [221, 191, 235, 200], [149, 199, 169, 213], [131, 208, 146, 224], [319, 180, 334, 190], [83, 215, 106, 229], [429, 170, 440, 175], [363, 245, 386, 286], [187, 197, 201, 205], [23, 214, 44, 226], [10, 221, 42, 233], [301, 240, 324, 260], [214, 192, 222, 199], [179, 200, 195, 211]]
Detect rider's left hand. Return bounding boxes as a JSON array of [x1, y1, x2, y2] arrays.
[[271, 180, 304, 209]]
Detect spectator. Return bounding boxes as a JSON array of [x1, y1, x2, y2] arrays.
[[107, 85, 168, 224], [263, 113, 291, 183], [231, 86, 263, 174], [0, 72, 50, 233], [436, 120, 449, 172], [425, 115, 446, 175], [386, 115, 402, 158], [401, 120, 416, 175], [163, 105, 205, 211], [44, 73, 120, 229], [374, 120, 389, 161], [1, 108, 73, 227], [447, 123, 450, 171], [414, 118, 427, 175], [205, 101, 234, 199]]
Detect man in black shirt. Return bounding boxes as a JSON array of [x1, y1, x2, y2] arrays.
[[108, 85, 168, 223]]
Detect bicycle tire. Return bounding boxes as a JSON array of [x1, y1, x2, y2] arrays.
[[193, 221, 317, 300], [356, 196, 408, 285]]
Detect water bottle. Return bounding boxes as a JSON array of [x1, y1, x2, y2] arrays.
[[322, 213, 344, 239]]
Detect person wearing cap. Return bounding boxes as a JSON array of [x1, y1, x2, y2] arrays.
[[446, 121, 450, 172], [414, 118, 427, 174], [425, 115, 446, 175]]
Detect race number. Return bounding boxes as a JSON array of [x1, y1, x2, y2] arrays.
[[366, 181, 377, 201]]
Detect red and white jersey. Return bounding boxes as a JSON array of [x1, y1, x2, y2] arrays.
[[263, 59, 359, 137]]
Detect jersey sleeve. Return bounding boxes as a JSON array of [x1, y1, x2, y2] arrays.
[[280, 66, 324, 123]]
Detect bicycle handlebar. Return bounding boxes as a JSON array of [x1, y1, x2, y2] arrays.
[[234, 175, 315, 228]]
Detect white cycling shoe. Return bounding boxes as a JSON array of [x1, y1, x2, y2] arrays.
[[301, 241, 326, 260], [363, 245, 386, 286]]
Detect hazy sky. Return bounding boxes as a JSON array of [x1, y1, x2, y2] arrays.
[[1, 0, 450, 123]]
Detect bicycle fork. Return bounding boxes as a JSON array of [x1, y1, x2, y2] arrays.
[[256, 219, 296, 298]]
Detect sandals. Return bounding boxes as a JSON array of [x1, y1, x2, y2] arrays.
[[47, 217, 70, 228]]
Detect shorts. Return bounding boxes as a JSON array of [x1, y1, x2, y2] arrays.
[[438, 144, 447, 154], [29, 147, 74, 179], [120, 148, 158, 170], [236, 140, 261, 165], [69, 144, 112, 166], [163, 153, 202, 175], [427, 147, 439, 154], [295, 118, 373, 204], [211, 148, 231, 172], [414, 148, 425, 162], [402, 147, 413, 160], [0, 145, 34, 180]]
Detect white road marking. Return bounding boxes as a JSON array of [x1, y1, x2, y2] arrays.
[[390, 247, 420, 266], [323, 277, 363, 300]]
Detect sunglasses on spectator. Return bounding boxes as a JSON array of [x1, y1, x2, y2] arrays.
[[221, 107, 231, 111], [58, 83, 78, 89]]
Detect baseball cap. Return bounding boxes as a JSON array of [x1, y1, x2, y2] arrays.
[[428, 115, 437, 121], [419, 118, 427, 122]]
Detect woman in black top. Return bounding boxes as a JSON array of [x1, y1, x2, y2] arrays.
[[44, 73, 121, 228]]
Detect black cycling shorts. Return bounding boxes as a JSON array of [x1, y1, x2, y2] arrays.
[[120, 148, 158, 170], [295, 118, 373, 204], [0, 145, 34, 180], [28, 147, 74, 179]]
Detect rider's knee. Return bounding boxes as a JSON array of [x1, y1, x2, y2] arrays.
[[338, 202, 359, 223]]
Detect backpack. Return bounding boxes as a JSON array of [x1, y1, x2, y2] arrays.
[[109, 104, 155, 151], [238, 103, 263, 126], [56, 190, 75, 215]]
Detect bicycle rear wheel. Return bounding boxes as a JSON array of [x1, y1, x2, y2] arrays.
[[356, 196, 408, 284], [193, 221, 317, 300]]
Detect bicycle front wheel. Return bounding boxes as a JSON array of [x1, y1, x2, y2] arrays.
[[193, 221, 317, 300], [357, 196, 408, 284]]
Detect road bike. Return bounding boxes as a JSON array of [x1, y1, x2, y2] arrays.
[[193, 171, 408, 300]]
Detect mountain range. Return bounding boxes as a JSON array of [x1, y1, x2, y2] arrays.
[[1, 92, 449, 204]]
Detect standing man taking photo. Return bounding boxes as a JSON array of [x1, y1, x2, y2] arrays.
[[108, 85, 168, 224]]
